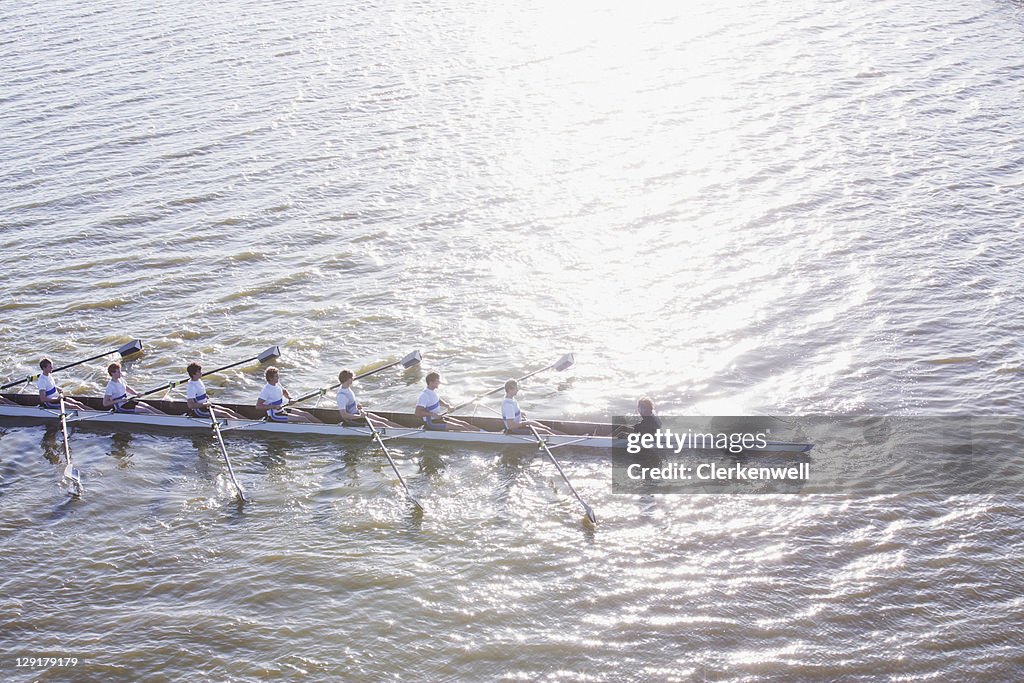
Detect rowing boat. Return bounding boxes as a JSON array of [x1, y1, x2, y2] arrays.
[[0, 393, 813, 452]]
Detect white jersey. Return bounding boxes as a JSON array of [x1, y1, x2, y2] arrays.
[[105, 378, 129, 405], [37, 373, 59, 401], [336, 386, 358, 416], [417, 388, 442, 416], [185, 379, 208, 404], [501, 397, 522, 428], [258, 383, 285, 408]]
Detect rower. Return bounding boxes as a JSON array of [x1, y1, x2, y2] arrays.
[[336, 369, 400, 428], [632, 397, 662, 435], [415, 372, 479, 431], [36, 358, 89, 411], [256, 366, 320, 423], [185, 362, 246, 420], [501, 379, 556, 435], [103, 362, 165, 415]]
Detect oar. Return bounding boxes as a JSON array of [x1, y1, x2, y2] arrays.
[[288, 350, 422, 407], [135, 345, 281, 399], [360, 408, 423, 511], [2, 339, 144, 391], [529, 424, 595, 526], [58, 396, 83, 497], [444, 353, 575, 415], [209, 405, 246, 503]]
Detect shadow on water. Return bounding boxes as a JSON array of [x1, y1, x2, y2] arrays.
[[46, 487, 81, 524], [190, 434, 216, 481], [40, 425, 62, 465], [142, 432, 194, 518], [402, 500, 425, 532], [220, 494, 249, 525], [110, 432, 134, 469], [489, 448, 539, 521], [252, 435, 290, 474], [0, 431, 19, 495], [418, 448, 448, 477], [0, 459, 16, 494]]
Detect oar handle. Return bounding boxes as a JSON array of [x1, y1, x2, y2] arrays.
[[290, 383, 340, 407]]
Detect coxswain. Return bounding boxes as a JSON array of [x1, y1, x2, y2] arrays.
[[632, 397, 662, 434]]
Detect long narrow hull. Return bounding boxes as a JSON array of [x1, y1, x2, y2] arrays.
[[0, 393, 813, 453]]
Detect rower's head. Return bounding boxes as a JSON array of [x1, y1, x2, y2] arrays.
[[425, 371, 440, 389], [187, 362, 202, 380], [107, 362, 122, 379], [338, 369, 354, 387], [638, 397, 655, 416], [265, 366, 280, 385], [504, 379, 519, 397], [39, 358, 53, 374]]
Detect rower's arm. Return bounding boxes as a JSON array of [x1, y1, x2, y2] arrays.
[[414, 405, 432, 418]]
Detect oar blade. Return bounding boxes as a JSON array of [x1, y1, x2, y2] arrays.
[[64, 463, 82, 495], [583, 504, 597, 526], [552, 353, 575, 372], [117, 339, 144, 357], [258, 346, 282, 363], [400, 350, 422, 369]]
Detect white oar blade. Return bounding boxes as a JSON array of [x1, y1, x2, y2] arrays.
[[552, 353, 575, 372], [258, 345, 282, 363], [400, 350, 422, 368], [118, 339, 144, 357], [64, 463, 82, 490]]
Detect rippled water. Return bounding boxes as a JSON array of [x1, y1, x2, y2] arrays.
[[3, 0, 1024, 680]]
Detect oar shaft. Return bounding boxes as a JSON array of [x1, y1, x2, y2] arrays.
[[290, 354, 412, 407], [210, 406, 246, 502], [361, 410, 420, 508], [2, 352, 109, 391], [58, 397, 73, 465], [446, 366, 551, 415], [529, 425, 595, 523], [137, 350, 274, 399], [58, 396, 82, 496], [52, 350, 114, 375]]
